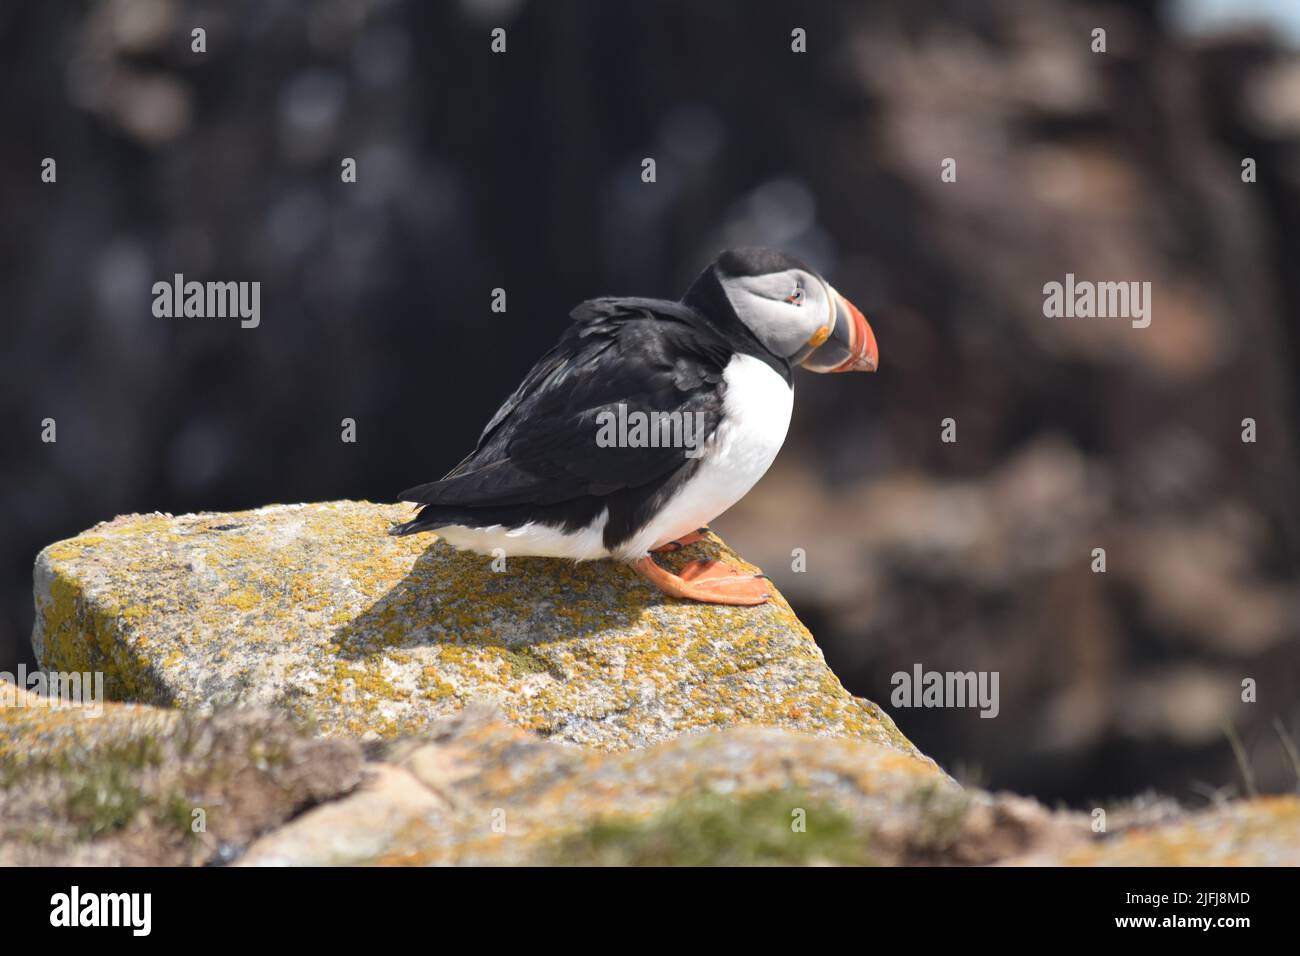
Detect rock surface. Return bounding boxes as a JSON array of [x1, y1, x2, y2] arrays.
[[32, 501, 916, 753], [239, 706, 982, 866], [7, 686, 1296, 866], [17, 503, 1300, 866], [0, 681, 362, 865], [1017, 798, 1300, 867]]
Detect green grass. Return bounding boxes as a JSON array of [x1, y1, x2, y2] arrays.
[[540, 789, 873, 866]]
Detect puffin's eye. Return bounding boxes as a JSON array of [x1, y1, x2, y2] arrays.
[[786, 286, 804, 305]]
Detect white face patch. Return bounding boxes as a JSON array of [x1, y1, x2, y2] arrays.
[[719, 268, 833, 360]]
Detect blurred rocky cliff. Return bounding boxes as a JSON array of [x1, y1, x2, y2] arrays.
[[1, 0, 1297, 805]]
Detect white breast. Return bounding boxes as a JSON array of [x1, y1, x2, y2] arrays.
[[435, 511, 611, 561], [615, 353, 793, 559]]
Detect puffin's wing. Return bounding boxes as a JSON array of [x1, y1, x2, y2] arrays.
[[398, 297, 730, 508]]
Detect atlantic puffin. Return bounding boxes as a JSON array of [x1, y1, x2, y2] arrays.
[[391, 248, 878, 605]]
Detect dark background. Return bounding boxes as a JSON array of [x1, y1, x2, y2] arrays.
[[1, 0, 1297, 808]]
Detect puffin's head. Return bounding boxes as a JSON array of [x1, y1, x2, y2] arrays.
[[696, 247, 878, 373]]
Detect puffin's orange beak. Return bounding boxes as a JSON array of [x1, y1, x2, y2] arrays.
[[801, 288, 878, 373]]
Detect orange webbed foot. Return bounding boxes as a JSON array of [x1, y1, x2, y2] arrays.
[[632, 555, 770, 606], [649, 528, 711, 554]]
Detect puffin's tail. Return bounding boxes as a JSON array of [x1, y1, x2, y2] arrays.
[[388, 502, 451, 537], [389, 501, 494, 536], [390, 476, 455, 536], [388, 512, 430, 537]]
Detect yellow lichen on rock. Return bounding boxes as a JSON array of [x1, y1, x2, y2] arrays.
[[1020, 796, 1300, 867], [0, 680, 178, 771], [6, 681, 1295, 867], [32, 501, 923, 755], [0, 679, 362, 865], [239, 707, 962, 866]]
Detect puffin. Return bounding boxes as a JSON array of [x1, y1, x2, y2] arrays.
[[391, 248, 878, 605]]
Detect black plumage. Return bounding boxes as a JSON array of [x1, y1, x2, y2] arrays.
[[391, 287, 788, 551]]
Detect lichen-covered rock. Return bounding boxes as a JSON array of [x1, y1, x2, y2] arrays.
[[240, 706, 1043, 866], [0, 680, 362, 865], [32, 501, 918, 753], [1015, 797, 1300, 867], [239, 710, 1300, 867], [6, 686, 1293, 866]]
